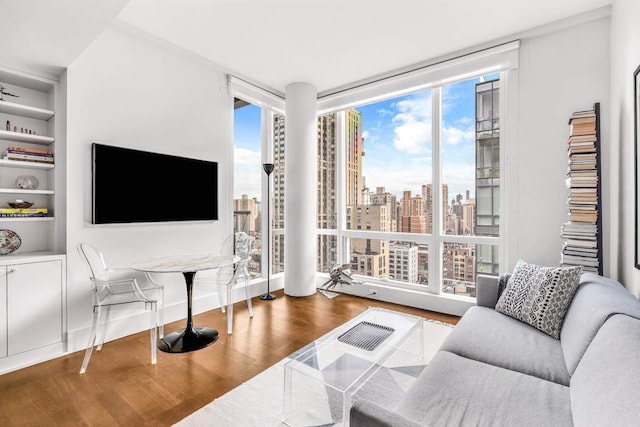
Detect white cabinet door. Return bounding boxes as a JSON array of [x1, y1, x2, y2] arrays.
[[7, 260, 63, 355], [0, 266, 6, 358]]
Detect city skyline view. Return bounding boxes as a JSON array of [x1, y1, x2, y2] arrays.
[[233, 73, 499, 203]]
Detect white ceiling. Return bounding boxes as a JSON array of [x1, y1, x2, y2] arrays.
[[1, 0, 611, 93]]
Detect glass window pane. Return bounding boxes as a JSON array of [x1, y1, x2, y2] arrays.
[[318, 234, 337, 274], [345, 92, 432, 234], [442, 76, 500, 247], [234, 101, 262, 279], [318, 113, 338, 229], [442, 242, 477, 298], [348, 238, 430, 289]]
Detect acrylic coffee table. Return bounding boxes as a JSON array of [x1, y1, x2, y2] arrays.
[[282, 307, 424, 426]]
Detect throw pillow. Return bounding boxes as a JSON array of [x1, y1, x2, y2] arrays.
[[497, 273, 511, 299], [495, 259, 582, 339]]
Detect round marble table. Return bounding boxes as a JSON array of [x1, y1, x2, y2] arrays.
[[132, 253, 239, 353]]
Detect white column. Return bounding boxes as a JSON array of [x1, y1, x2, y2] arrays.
[[284, 82, 317, 296]]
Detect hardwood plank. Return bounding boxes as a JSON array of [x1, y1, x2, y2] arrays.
[[0, 290, 459, 426]]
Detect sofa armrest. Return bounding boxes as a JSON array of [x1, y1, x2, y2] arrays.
[[476, 274, 500, 308], [350, 399, 422, 427]]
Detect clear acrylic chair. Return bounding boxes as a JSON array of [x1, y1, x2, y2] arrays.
[[195, 232, 254, 334], [77, 242, 164, 374]]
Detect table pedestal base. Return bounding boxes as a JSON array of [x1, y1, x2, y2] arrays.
[[157, 326, 219, 353]]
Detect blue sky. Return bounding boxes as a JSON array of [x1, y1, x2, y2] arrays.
[[233, 74, 498, 201]]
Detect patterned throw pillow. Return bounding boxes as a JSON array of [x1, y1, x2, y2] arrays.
[[495, 260, 582, 339]]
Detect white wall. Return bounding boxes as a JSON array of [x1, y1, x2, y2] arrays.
[[610, 0, 640, 297], [513, 16, 610, 269], [65, 22, 234, 351]]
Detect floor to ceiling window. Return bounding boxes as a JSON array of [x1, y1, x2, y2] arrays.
[[233, 99, 263, 279], [317, 68, 506, 301]]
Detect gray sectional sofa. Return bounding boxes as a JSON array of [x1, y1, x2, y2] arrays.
[[350, 272, 640, 426]]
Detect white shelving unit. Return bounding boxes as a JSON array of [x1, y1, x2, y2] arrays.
[[0, 66, 61, 255], [0, 67, 65, 374]]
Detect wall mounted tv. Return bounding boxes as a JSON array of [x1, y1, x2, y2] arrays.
[[92, 143, 218, 224]]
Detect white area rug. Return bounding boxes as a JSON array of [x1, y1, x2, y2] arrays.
[[175, 317, 453, 427]]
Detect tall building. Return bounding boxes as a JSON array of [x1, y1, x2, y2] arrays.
[[443, 244, 476, 296], [347, 204, 390, 278], [346, 109, 364, 207], [317, 113, 338, 271], [400, 190, 427, 233], [475, 79, 500, 275], [272, 114, 286, 274], [422, 183, 449, 234], [389, 243, 418, 283], [234, 194, 259, 233], [371, 186, 398, 226]]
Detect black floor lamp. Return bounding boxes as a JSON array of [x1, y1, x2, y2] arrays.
[[261, 162, 276, 301]]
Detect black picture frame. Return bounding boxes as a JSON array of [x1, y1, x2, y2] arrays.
[[635, 65, 640, 269]]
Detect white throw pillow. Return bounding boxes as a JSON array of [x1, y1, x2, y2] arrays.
[[495, 259, 582, 339]]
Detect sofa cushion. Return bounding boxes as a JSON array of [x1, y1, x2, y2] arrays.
[[495, 259, 582, 339], [560, 272, 640, 374], [440, 306, 571, 385], [570, 314, 640, 426], [395, 351, 572, 427]]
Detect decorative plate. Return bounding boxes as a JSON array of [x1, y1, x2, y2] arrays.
[[0, 229, 21, 255]]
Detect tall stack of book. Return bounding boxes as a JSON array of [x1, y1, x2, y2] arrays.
[[2, 146, 54, 164], [561, 106, 600, 273]]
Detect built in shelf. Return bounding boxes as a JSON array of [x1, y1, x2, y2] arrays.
[[0, 217, 54, 222], [0, 159, 54, 170], [0, 100, 54, 121], [0, 130, 54, 145], [0, 188, 54, 195]]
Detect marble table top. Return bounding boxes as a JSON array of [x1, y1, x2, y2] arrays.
[[131, 253, 239, 273]]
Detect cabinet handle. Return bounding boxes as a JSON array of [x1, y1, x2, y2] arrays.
[[7, 268, 15, 274]]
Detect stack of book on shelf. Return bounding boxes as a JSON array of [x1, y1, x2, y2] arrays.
[[0, 207, 48, 218], [2, 146, 54, 164], [561, 108, 599, 273]]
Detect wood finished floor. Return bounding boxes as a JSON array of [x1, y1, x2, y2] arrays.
[[0, 290, 459, 426]]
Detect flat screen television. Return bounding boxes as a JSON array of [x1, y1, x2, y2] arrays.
[[92, 143, 218, 224]]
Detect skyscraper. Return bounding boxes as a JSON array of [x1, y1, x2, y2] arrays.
[[475, 78, 500, 275], [233, 194, 259, 233], [273, 109, 364, 274]]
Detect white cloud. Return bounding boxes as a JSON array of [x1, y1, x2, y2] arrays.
[[363, 155, 432, 197], [442, 125, 474, 145], [234, 146, 262, 198], [391, 93, 432, 154], [234, 146, 261, 165]]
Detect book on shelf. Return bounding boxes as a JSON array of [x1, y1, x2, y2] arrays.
[[569, 110, 596, 119], [7, 146, 53, 156], [564, 238, 597, 248], [562, 222, 597, 232], [0, 207, 48, 217], [3, 152, 54, 163], [569, 116, 596, 125], [563, 249, 598, 257], [568, 135, 597, 143], [567, 170, 597, 177], [569, 153, 597, 160], [560, 254, 599, 268]]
